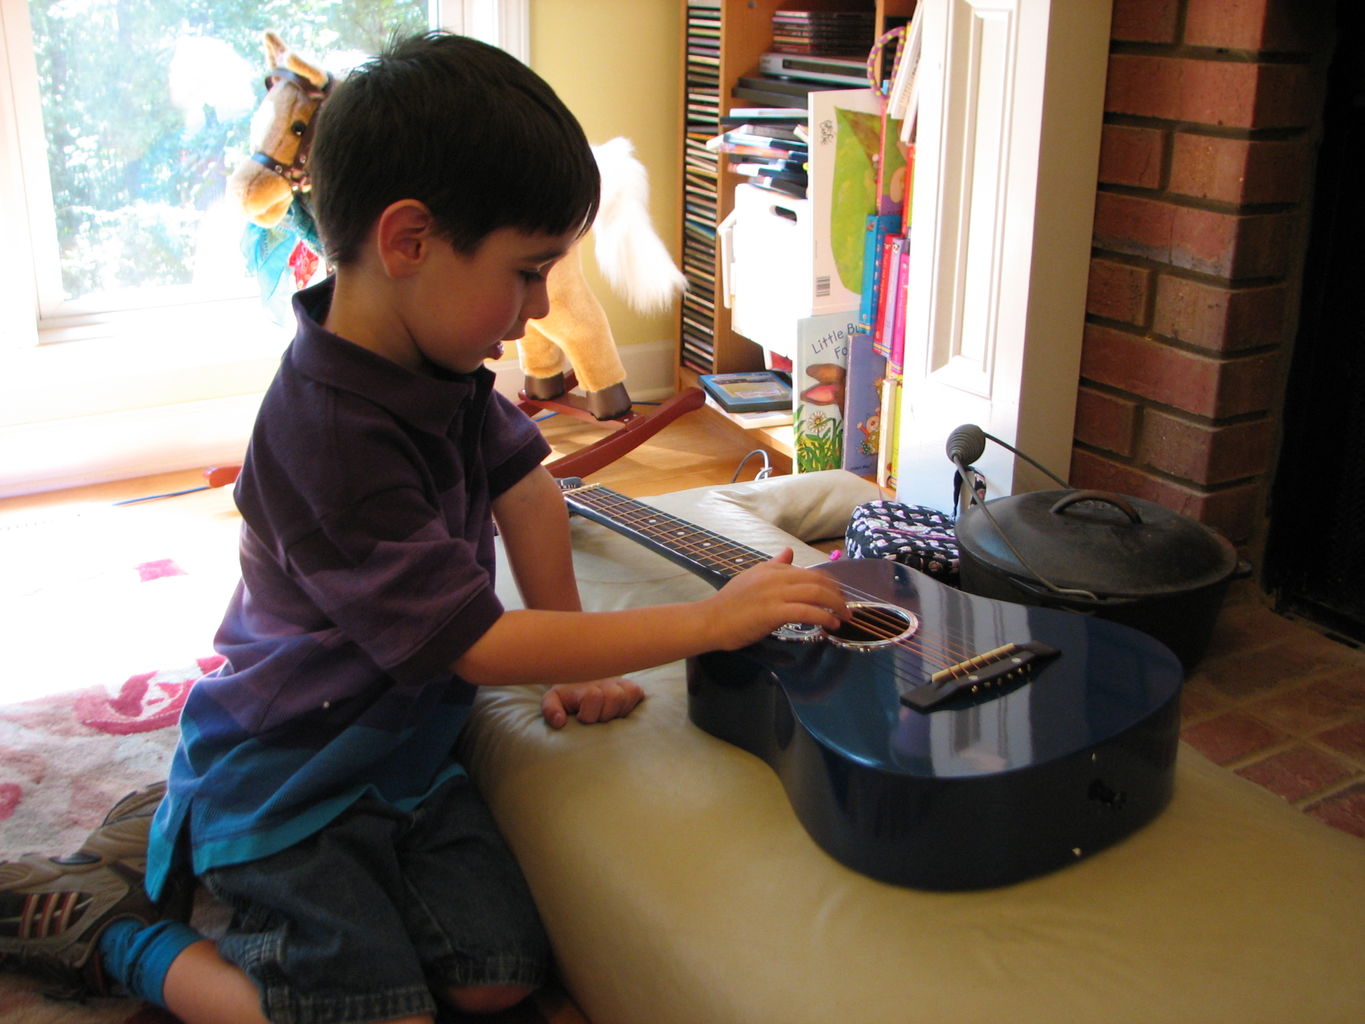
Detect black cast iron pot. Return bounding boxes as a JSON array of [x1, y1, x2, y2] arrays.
[[954, 489, 1242, 670]]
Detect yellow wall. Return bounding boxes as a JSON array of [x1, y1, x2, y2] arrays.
[[530, 0, 683, 357]]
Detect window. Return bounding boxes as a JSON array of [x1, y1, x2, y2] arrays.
[[21, 0, 431, 322], [0, 0, 525, 493]]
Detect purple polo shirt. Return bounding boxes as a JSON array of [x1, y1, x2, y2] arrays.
[[146, 278, 550, 900]]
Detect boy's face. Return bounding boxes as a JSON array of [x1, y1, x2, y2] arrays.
[[408, 226, 576, 375]]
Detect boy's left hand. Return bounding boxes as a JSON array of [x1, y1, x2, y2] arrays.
[[542, 677, 645, 729]]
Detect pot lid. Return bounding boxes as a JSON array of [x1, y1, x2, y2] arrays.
[[955, 489, 1238, 598]]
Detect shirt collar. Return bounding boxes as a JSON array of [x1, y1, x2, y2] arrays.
[[287, 277, 494, 436]]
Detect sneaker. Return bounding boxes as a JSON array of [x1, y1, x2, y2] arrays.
[[86, 781, 168, 872], [0, 782, 169, 1000], [99, 781, 167, 830]]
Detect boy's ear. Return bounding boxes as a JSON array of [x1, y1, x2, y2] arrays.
[[375, 200, 435, 277]]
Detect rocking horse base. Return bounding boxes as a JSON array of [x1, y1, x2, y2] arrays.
[[517, 369, 707, 481], [523, 374, 633, 421]]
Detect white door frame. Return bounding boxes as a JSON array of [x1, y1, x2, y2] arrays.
[[895, 0, 1111, 508]]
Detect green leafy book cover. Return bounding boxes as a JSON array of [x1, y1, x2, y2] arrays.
[[808, 87, 884, 315]]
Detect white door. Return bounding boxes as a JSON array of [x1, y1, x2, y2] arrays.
[[894, 0, 1111, 510]]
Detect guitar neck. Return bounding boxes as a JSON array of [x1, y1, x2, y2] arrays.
[[560, 482, 772, 589]]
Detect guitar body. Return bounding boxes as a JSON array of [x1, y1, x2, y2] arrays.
[[686, 557, 1184, 890], [558, 479, 1183, 891]]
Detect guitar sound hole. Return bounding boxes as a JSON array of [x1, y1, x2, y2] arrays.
[[826, 602, 918, 650]]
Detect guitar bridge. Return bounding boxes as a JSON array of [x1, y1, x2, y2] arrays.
[[900, 640, 1061, 711]]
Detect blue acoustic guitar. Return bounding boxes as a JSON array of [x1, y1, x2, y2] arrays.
[[560, 480, 1184, 890]]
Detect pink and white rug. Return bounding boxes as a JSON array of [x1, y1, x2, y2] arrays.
[[0, 490, 589, 1024], [0, 492, 240, 1022]]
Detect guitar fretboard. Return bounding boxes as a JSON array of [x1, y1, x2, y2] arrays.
[[561, 482, 770, 588]]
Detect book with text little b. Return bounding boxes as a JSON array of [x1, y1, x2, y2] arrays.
[[794, 311, 857, 473]]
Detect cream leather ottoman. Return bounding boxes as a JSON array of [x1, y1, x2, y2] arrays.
[[465, 470, 1364, 1024]]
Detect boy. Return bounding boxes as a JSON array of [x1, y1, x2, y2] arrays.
[[0, 31, 847, 1023]]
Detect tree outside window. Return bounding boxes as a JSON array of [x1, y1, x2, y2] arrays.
[[22, 0, 427, 318]]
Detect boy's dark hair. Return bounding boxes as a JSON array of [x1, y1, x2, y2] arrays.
[[309, 31, 600, 264]]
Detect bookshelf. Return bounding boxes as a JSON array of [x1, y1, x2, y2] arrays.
[[676, 1, 914, 386]]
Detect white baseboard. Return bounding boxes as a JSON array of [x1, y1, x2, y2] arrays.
[[0, 393, 264, 499], [0, 338, 679, 499]]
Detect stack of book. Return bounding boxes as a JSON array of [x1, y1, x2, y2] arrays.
[[706, 121, 808, 199], [771, 8, 876, 57], [680, 1, 722, 375], [850, 1, 925, 489], [717, 48, 870, 200]]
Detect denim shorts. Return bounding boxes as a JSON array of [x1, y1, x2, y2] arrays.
[[202, 775, 549, 1024]]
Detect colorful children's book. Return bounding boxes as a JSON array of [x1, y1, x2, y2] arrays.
[[841, 329, 887, 476], [875, 110, 908, 219], [807, 87, 884, 315], [858, 214, 900, 333], [873, 233, 906, 356], [793, 310, 858, 473], [876, 374, 902, 491], [877, 234, 911, 489], [886, 236, 911, 373]]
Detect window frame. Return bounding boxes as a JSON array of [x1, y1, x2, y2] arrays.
[[0, 0, 526, 494]]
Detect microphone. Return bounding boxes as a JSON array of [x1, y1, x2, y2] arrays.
[[946, 424, 1069, 488], [944, 423, 1098, 603], [945, 423, 987, 467]]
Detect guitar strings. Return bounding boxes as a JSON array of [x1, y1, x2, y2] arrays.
[[576, 494, 971, 671], [567, 488, 980, 673], [567, 489, 974, 666], [570, 490, 1025, 701]]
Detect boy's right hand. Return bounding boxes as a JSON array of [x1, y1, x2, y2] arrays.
[[701, 548, 849, 651]]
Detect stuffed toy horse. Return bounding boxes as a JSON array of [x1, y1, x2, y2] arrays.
[[228, 32, 685, 420]]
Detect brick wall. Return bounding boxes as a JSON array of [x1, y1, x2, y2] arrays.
[[1070, 0, 1334, 553]]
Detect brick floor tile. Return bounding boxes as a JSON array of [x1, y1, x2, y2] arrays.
[[1178, 679, 1229, 722], [1248, 684, 1354, 736], [1300, 669, 1365, 711], [1315, 720, 1365, 766], [1181, 712, 1285, 765], [1202, 604, 1302, 659], [1304, 782, 1365, 839], [1234, 744, 1356, 803], [1199, 644, 1317, 700], [1168, 584, 1365, 840], [1199, 635, 1361, 701]]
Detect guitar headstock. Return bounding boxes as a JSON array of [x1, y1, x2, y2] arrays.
[[557, 477, 604, 516]]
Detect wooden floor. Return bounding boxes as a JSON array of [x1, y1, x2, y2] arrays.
[[533, 400, 792, 496], [0, 402, 783, 515]]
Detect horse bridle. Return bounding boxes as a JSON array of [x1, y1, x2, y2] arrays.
[[249, 67, 333, 192]]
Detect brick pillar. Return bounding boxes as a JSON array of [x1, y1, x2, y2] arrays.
[[1071, 0, 1333, 547]]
